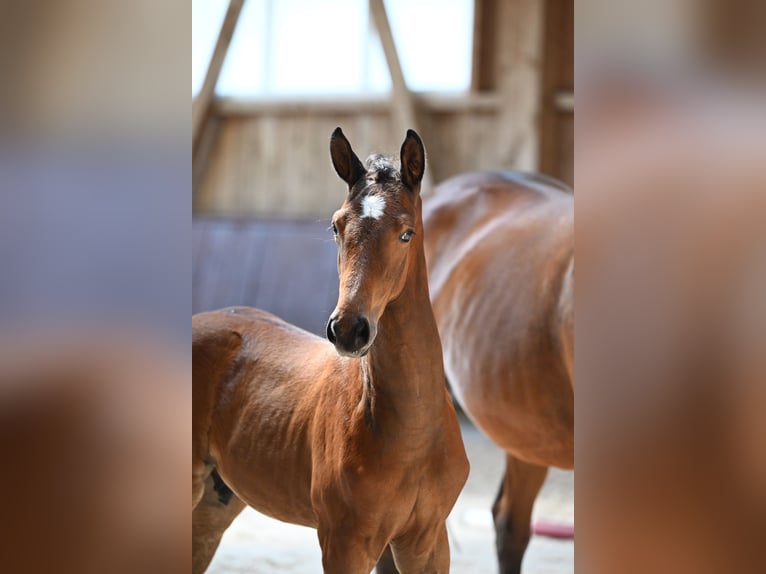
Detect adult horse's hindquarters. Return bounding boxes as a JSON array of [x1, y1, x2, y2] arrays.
[[423, 171, 574, 574]]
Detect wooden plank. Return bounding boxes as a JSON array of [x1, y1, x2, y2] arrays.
[[424, 109, 498, 183], [193, 113, 222, 197], [192, 0, 245, 156], [194, 117, 245, 214], [197, 112, 399, 218], [470, 0, 499, 92], [493, 0, 545, 171], [196, 108, 507, 217], [368, 0, 433, 191], [538, 0, 574, 184]]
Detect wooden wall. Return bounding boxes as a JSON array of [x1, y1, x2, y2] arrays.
[[194, 0, 573, 219], [195, 97, 507, 218]]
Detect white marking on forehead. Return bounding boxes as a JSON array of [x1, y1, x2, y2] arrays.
[[361, 194, 386, 220]]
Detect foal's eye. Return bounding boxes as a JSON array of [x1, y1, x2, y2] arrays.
[[399, 229, 414, 243], [330, 223, 338, 236]]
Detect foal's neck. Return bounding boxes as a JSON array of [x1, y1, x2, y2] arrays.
[[360, 239, 446, 434]]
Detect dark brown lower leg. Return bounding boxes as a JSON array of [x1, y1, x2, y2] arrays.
[[492, 455, 548, 574]]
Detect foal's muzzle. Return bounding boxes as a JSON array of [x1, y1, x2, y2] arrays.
[[326, 313, 372, 357]]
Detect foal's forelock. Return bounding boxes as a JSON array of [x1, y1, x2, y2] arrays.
[[364, 154, 400, 183]]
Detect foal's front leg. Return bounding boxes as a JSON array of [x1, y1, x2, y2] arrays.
[[317, 525, 386, 574], [389, 522, 450, 573]]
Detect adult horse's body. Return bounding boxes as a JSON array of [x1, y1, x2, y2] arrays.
[[192, 129, 469, 573], [424, 171, 574, 574]]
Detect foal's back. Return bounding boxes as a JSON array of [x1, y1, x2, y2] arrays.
[[423, 171, 574, 468]]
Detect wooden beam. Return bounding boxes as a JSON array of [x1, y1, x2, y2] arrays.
[[538, 0, 574, 184], [493, 0, 545, 171], [193, 114, 222, 200], [214, 93, 501, 116], [470, 0, 499, 92], [368, 0, 433, 191], [192, 0, 245, 156]]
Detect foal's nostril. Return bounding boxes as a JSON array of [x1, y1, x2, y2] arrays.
[[327, 315, 371, 353], [353, 317, 371, 349], [326, 318, 337, 344]]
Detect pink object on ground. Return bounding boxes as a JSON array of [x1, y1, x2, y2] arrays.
[[531, 520, 574, 539]]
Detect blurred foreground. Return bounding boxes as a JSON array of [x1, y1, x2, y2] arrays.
[[0, 333, 189, 574], [576, 65, 766, 574]]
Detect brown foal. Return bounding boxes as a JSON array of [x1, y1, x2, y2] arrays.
[[192, 129, 469, 573]]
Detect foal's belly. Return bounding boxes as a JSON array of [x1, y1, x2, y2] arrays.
[[211, 415, 317, 527], [207, 333, 329, 528], [222, 464, 316, 528]]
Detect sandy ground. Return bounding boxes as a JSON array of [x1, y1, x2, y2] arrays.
[[207, 418, 574, 573]]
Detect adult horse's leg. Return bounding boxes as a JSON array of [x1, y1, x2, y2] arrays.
[[389, 522, 450, 573], [192, 470, 246, 574], [492, 455, 548, 574], [375, 545, 399, 573]]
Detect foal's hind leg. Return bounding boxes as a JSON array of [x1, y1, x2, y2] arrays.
[[492, 455, 548, 574], [193, 470, 246, 574]]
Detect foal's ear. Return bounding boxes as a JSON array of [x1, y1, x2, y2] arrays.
[[400, 129, 426, 191], [330, 127, 365, 188]]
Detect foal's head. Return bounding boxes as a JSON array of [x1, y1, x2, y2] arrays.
[[326, 128, 426, 357]]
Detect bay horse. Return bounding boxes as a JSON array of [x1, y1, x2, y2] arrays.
[[192, 128, 469, 573], [424, 171, 573, 574]]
